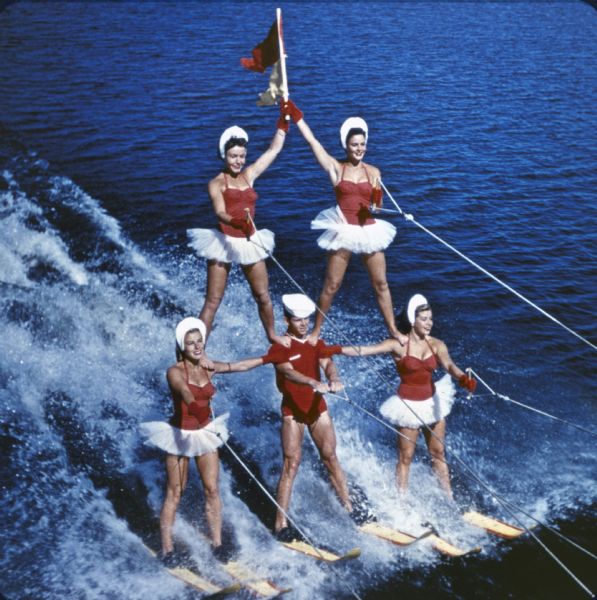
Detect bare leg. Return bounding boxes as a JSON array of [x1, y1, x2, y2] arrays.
[[309, 412, 352, 512], [160, 455, 189, 555], [242, 260, 286, 345], [199, 260, 231, 340], [311, 249, 351, 341], [396, 427, 419, 494], [423, 419, 453, 499], [274, 417, 305, 532], [361, 251, 401, 339], [195, 451, 222, 547]]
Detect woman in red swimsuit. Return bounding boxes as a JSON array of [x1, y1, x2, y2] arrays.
[[332, 294, 476, 499], [140, 317, 267, 564], [187, 109, 289, 345], [281, 100, 402, 343]]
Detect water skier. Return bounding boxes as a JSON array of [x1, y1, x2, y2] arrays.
[[187, 108, 290, 346], [281, 100, 404, 344], [262, 293, 361, 540], [328, 294, 476, 499], [140, 317, 272, 564]]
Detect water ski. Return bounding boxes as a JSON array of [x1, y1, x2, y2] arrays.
[[359, 522, 480, 557], [463, 510, 528, 539], [428, 533, 481, 557], [280, 539, 361, 562], [221, 561, 291, 597], [144, 544, 241, 597], [359, 522, 432, 546]]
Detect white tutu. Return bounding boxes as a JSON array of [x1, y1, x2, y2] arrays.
[[139, 413, 230, 457], [379, 374, 456, 428], [311, 206, 396, 253], [187, 228, 274, 265]]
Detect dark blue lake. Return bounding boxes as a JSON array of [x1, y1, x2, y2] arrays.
[[1, 2, 595, 599]]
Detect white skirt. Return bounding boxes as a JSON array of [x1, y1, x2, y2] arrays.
[[311, 206, 396, 253], [139, 413, 230, 457], [379, 374, 456, 429], [187, 228, 275, 265]]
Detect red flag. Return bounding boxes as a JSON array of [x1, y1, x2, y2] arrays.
[[241, 21, 280, 73]]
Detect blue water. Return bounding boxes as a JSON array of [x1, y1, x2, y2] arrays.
[[1, 2, 595, 599]]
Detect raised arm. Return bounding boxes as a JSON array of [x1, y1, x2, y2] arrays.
[[281, 99, 340, 186], [244, 111, 288, 184]]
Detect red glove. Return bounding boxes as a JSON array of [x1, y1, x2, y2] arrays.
[[261, 345, 289, 364], [371, 187, 383, 208], [276, 114, 289, 133], [458, 374, 477, 393], [319, 345, 342, 358], [229, 217, 253, 239], [281, 99, 303, 124]]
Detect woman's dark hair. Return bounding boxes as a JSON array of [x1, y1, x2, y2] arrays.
[[396, 307, 411, 334], [223, 136, 248, 158], [345, 127, 367, 147]]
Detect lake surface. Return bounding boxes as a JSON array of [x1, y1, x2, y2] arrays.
[[1, 2, 595, 599]]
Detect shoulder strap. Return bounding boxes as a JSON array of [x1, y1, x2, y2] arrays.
[[425, 338, 436, 357], [241, 173, 251, 189], [361, 164, 371, 183]]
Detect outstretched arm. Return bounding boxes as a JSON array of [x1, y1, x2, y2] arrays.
[[211, 343, 292, 374], [212, 357, 266, 374], [341, 338, 401, 357]]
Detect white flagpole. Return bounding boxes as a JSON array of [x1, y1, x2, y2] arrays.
[[276, 7, 289, 102]]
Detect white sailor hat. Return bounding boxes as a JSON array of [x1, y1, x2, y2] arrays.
[[175, 317, 207, 350], [340, 117, 368, 149], [282, 294, 316, 318], [407, 294, 429, 325], [219, 125, 249, 159]]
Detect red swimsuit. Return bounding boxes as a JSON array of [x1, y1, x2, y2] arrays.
[[397, 339, 438, 401], [218, 173, 258, 237], [170, 363, 216, 430], [334, 164, 376, 226], [270, 338, 330, 424]]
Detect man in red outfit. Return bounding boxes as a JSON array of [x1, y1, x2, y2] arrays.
[[264, 293, 354, 540]]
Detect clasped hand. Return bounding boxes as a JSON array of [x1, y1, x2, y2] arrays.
[[313, 380, 344, 394]]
